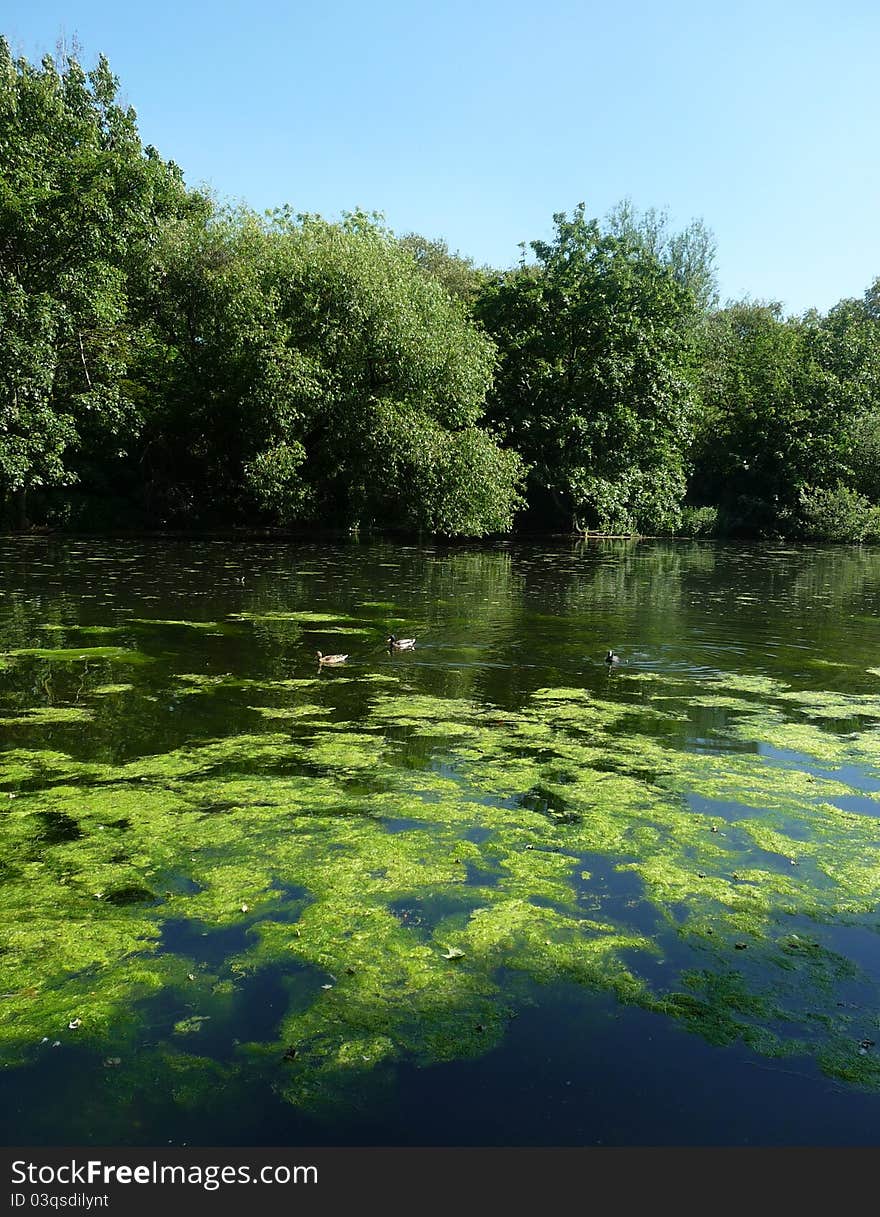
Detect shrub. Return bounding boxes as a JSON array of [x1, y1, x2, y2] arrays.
[[676, 505, 719, 537], [798, 484, 880, 542]]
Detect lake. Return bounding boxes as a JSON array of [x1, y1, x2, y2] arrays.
[[2, 535, 880, 1146]]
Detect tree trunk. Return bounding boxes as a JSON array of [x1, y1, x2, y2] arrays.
[[17, 484, 28, 530]]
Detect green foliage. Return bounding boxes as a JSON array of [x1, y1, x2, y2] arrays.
[[2, 40, 880, 543], [676, 504, 719, 537], [820, 289, 880, 503], [690, 288, 880, 536], [808, 288, 880, 418], [362, 398, 525, 534], [0, 283, 74, 497], [798, 483, 880, 542], [0, 39, 201, 523], [397, 232, 493, 306], [691, 304, 839, 528], [605, 199, 719, 313], [245, 440, 310, 520], [846, 412, 880, 501], [130, 207, 292, 519], [476, 203, 698, 533], [138, 208, 524, 534]]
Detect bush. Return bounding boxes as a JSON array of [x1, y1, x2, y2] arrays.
[[676, 505, 719, 537], [244, 441, 311, 522], [571, 466, 687, 535], [798, 484, 880, 542]]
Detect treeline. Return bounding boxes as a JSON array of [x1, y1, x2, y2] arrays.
[[3, 43, 880, 540]]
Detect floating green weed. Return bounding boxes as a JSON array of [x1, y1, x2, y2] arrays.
[[5, 655, 880, 1109], [38, 624, 124, 636], [230, 612, 357, 625], [2, 647, 152, 663], [0, 707, 94, 726], [778, 690, 880, 720]]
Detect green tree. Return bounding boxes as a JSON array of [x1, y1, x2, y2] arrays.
[[259, 211, 525, 534], [808, 284, 880, 504], [476, 203, 698, 533], [606, 199, 719, 313], [137, 208, 524, 535], [397, 233, 494, 306], [129, 206, 286, 521], [690, 302, 849, 532], [0, 39, 201, 524]]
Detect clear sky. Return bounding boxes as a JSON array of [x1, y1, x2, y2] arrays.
[[4, 0, 879, 316]]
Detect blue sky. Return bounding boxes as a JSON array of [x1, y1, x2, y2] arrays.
[[4, 0, 879, 315]]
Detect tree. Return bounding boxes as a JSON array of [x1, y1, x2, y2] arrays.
[[128, 206, 287, 521], [0, 39, 201, 524], [476, 203, 698, 533], [689, 302, 848, 532], [261, 211, 525, 534], [811, 285, 880, 504], [606, 199, 719, 313], [137, 208, 525, 535], [397, 233, 494, 306]]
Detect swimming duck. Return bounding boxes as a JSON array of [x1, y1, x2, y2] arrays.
[[605, 650, 621, 665], [316, 651, 349, 665], [387, 634, 416, 650]]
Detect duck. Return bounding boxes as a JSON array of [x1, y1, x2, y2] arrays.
[[316, 650, 349, 665], [387, 634, 416, 650], [605, 650, 621, 665]]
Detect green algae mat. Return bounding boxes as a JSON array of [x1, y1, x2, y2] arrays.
[[3, 537, 880, 1144]]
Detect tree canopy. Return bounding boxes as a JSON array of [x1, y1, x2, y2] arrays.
[[0, 38, 202, 522], [476, 204, 698, 533], [690, 291, 880, 535], [2, 42, 880, 542], [131, 207, 525, 534]]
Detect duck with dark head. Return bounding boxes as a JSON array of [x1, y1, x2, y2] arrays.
[[387, 634, 416, 650]]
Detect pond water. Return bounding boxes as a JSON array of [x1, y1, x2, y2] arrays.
[[2, 536, 880, 1146]]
